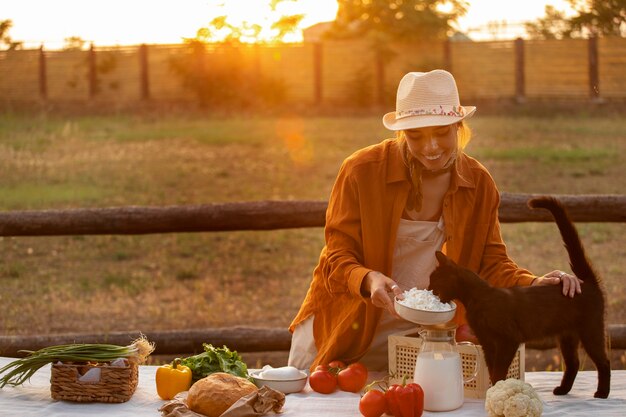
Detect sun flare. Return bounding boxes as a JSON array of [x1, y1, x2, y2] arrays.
[[4, 0, 339, 48]]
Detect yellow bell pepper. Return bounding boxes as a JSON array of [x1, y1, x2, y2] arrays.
[[156, 358, 193, 400]]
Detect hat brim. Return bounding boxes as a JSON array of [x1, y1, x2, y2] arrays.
[[382, 106, 476, 131]]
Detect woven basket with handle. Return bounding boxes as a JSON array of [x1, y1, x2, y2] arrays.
[[50, 360, 138, 403]]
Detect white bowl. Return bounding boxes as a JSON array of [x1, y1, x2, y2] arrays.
[[250, 370, 308, 394], [395, 298, 456, 325]]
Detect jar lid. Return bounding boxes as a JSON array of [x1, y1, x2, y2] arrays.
[[419, 321, 458, 341]]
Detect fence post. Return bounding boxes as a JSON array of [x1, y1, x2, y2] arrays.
[[139, 44, 150, 100], [588, 36, 600, 102], [313, 42, 323, 105], [514, 37, 525, 103], [39, 44, 47, 100], [88, 43, 97, 98]]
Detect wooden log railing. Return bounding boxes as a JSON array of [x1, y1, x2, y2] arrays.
[[0, 193, 625, 237], [1, 192, 625, 357], [0, 328, 292, 357], [0, 325, 625, 358]]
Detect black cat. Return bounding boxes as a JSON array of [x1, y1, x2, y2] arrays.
[[428, 196, 610, 398]]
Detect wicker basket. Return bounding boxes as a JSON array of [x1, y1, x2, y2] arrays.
[[50, 360, 139, 403], [388, 329, 525, 399]]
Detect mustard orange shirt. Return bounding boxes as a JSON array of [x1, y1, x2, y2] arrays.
[[289, 138, 536, 369]]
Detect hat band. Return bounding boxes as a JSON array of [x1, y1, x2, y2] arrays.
[[396, 105, 465, 119]]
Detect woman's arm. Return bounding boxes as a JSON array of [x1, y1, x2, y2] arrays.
[[321, 160, 373, 298]]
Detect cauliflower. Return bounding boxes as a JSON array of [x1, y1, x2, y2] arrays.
[[485, 378, 543, 417]]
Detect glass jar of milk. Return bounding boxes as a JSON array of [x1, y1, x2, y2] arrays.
[[413, 324, 478, 412]]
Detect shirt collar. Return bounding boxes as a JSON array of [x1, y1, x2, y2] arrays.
[[452, 153, 475, 189]]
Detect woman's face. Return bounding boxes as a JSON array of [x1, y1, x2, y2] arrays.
[[403, 124, 458, 171]]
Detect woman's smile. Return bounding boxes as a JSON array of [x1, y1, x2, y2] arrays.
[[424, 153, 444, 161], [404, 124, 458, 170]]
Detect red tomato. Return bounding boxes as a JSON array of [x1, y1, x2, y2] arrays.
[[337, 362, 369, 393], [359, 389, 387, 417], [385, 382, 424, 417], [314, 364, 329, 372], [328, 360, 346, 369], [309, 369, 337, 394], [347, 362, 368, 376]]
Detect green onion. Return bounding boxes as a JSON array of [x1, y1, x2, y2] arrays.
[[0, 336, 154, 388]]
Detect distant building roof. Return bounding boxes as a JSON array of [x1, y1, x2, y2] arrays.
[[302, 21, 333, 43], [449, 31, 472, 42]]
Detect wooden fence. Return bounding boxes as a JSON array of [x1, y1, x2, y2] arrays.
[[1, 37, 626, 107], [0, 193, 625, 357]]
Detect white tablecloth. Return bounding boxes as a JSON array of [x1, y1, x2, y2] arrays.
[[0, 357, 624, 416]]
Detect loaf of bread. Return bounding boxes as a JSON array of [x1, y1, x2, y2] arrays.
[[186, 372, 258, 417]]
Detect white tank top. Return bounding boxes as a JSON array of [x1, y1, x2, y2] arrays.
[[359, 217, 446, 370]]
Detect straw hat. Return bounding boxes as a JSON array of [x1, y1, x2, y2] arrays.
[[383, 70, 476, 131]]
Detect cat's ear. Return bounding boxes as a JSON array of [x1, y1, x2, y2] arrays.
[[435, 251, 448, 265]]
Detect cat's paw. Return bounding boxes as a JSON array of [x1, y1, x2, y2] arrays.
[[594, 390, 609, 399], [553, 385, 571, 395]]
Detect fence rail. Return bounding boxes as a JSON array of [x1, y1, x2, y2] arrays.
[[0, 193, 624, 237], [0, 192, 624, 357], [1, 325, 625, 357]]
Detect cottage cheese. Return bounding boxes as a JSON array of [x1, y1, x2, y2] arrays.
[[397, 288, 453, 311]]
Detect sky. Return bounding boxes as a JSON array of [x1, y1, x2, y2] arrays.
[[2, 0, 577, 49]]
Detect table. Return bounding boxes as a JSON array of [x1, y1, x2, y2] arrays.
[[1, 357, 624, 416]]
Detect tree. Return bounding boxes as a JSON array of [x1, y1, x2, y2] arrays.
[[328, 0, 469, 42], [568, 0, 626, 36], [527, 0, 626, 39], [170, 1, 300, 108], [271, 14, 305, 40], [525, 6, 574, 39], [63, 36, 87, 51], [0, 19, 23, 50], [192, 0, 304, 44], [169, 37, 287, 108]]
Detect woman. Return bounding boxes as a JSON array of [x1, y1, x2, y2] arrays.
[[288, 70, 581, 371]]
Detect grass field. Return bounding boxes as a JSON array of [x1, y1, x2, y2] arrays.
[[0, 110, 625, 368]]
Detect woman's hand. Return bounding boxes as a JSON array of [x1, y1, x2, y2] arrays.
[[532, 270, 583, 298], [362, 271, 404, 317]]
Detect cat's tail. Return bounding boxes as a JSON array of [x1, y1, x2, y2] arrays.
[[528, 196, 598, 285]]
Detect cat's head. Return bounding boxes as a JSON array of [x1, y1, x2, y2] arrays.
[[428, 251, 462, 303]]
